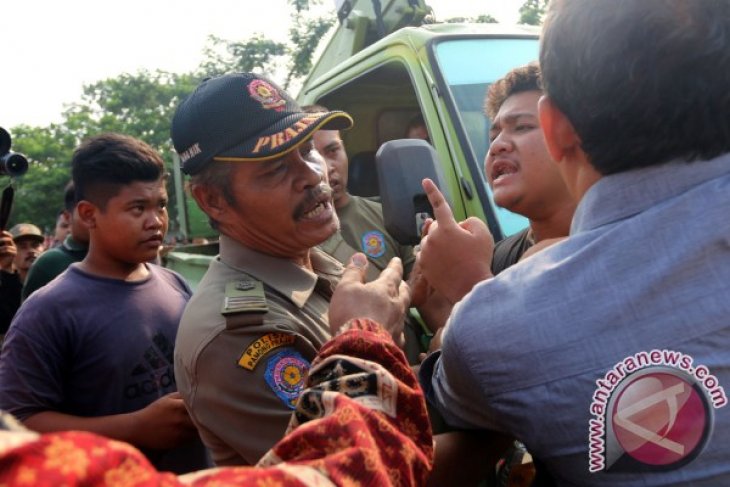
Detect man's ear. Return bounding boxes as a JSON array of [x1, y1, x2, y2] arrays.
[[190, 184, 229, 222], [75, 201, 98, 229], [538, 95, 581, 164]]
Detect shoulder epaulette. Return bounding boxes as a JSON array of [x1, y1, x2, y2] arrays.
[[221, 278, 268, 316]]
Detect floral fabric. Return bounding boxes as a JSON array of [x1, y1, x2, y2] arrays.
[[0, 319, 433, 486]]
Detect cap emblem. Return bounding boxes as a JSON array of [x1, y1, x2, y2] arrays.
[[248, 79, 286, 112]]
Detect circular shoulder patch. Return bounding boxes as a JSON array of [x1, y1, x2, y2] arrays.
[[361, 230, 386, 258], [264, 349, 310, 409]]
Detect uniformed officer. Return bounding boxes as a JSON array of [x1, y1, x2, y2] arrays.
[[302, 104, 416, 282], [170, 73, 354, 466]]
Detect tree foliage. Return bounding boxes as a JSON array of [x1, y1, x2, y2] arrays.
[[4, 71, 199, 231], [444, 14, 498, 24], [519, 0, 548, 26], [6, 124, 76, 232], [5, 0, 508, 232], [197, 35, 288, 78]]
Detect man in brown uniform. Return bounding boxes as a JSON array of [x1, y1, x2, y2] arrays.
[[303, 105, 415, 281], [171, 73, 353, 466]]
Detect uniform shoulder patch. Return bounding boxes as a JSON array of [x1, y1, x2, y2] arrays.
[[264, 349, 310, 409], [221, 278, 268, 316], [361, 230, 386, 258], [238, 332, 296, 371]]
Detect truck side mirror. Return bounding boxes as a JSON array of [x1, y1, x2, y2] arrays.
[[376, 139, 451, 245]]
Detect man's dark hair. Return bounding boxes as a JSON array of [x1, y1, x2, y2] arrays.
[[63, 180, 76, 212], [540, 0, 730, 175], [405, 114, 425, 132], [484, 62, 541, 121], [72, 133, 166, 209], [302, 104, 346, 141], [189, 162, 236, 230]]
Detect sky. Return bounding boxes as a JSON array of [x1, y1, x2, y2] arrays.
[[2, 0, 521, 129]]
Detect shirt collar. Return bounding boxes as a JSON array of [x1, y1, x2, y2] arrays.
[[218, 234, 343, 308], [571, 152, 730, 234], [62, 235, 88, 252]]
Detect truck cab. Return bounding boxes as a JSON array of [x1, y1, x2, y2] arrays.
[[297, 0, 540, 241], [165, 0, 540, 287]]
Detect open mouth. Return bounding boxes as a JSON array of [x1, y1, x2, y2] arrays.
[[491, 160, 519, 184], [298, 186, 334, 220], [303, 200, 330, 219]]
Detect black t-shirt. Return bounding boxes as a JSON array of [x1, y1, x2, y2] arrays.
[[0, 270, 22, 335], [491, 228, 534, 276]]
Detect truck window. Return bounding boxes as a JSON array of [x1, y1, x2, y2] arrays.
[[434, 38, 539, 236]]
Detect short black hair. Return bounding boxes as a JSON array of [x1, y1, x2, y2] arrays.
[[541, 0, 730, 175], [72, 133, 166, 209], [406, 114, 425, 132], [63, 180, 76, 212]]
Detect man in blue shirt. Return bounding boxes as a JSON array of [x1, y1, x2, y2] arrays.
[[416, 0, 730, 484]]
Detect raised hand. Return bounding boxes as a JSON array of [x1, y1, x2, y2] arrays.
[[329, 253, 410, 344], [418, 178, 494, 304], [0, 231, 17, 272]]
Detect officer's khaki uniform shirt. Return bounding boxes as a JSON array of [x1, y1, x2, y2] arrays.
[[320, 195, 415, 281], [319, 196, 426, 363], [174, 235, 342, 466]]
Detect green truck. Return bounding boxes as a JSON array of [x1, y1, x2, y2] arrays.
[[165, 0, 540, 286]]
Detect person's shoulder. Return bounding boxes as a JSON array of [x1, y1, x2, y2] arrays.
[[24, 266, 79, 301], [353, 195, 382, 212], [494, 228, 530, 252], [11, 270, 78, 327], [492, 228, 532, 275], [31, 246, 66, 265], [148, 264, 193, 297]]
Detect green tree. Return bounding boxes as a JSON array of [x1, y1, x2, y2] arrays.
[[444, 14, 498, 24], [475, 14, 498, 24], [4, 124, 77, 231], [519, 0, 548, 26], [284, 0, 336, 88], [197, 34, 287, 78], [5, 71, 200, 232], [3, 0, 340, 232], [285, 15, 336, 88], [66, 71, 198, 152]]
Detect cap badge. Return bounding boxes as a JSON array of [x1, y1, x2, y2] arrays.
[[248, 79, 286, 112]]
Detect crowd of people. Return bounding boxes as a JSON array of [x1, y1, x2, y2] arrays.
[[0, 0, 729, 485]]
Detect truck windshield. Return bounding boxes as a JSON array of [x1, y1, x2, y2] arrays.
[[434, 37, 539, 236]]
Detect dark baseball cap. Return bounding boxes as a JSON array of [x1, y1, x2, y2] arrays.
[[171, 72, 354, 175], [9, 223, 44, 244]]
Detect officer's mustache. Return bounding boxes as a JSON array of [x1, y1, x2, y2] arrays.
[[294, 183, 333, 219]]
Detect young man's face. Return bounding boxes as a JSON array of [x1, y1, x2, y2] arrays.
[[407, 124, 429, 141], [213, 140, 339, 260], [14, 238, 43, 275], [485, 90, 566, 217], [54, 211, 71, 243], [311, 130, 349, 208], [91, 179, 168, 267]]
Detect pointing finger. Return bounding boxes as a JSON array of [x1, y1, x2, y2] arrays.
[[422, 178, 456, 228]]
